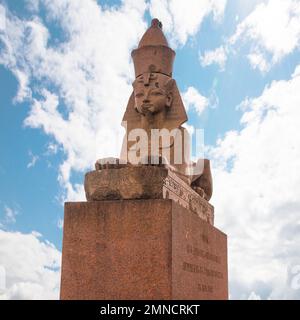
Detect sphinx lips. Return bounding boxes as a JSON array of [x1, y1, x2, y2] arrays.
[[142, 104, 155, 112], [142, 104, 154, 109]]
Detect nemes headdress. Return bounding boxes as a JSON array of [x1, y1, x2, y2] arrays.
[[122, 19, 187, 130]]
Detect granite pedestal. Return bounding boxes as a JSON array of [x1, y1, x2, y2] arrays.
[[60, 199, 228, 300]]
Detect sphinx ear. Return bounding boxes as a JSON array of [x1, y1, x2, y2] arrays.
[[132, 79, 137, 89], [165, 78, 175, 108], [166, 92, 173, 108]]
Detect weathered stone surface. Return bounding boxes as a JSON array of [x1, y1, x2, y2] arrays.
[[84, 166, 214, 225], [85, 166, 168, 201], [60, 200, 228, 300]]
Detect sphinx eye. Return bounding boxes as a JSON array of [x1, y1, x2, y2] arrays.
[[151, 90, 163, 96], [135, 92, 144, 98]]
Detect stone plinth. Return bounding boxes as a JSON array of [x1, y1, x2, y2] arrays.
[[60, 199, 228, 300], [85, 166, 214, 225]]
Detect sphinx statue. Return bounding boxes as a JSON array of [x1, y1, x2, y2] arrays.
[[61, 18, 228, 302], [87, 18, 213, 223]]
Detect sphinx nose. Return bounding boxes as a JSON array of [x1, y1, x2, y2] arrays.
[[143, 92, 150, 103], [143, 97, 150, 103]]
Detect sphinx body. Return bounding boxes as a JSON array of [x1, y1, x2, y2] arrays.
[[95, 19, 213, 201]]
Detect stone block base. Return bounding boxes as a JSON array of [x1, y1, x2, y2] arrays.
[[60, 200, 228, 300], [84, 166, 214, 225]]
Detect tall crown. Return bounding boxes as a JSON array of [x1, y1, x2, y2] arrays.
[[131, 19, 175, 78]]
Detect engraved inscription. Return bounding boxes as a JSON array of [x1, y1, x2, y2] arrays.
[[198, 283, 213, 293], [186, 244, 221, 264], [163, 172, 214, 225], [182, 262, 223, 279]]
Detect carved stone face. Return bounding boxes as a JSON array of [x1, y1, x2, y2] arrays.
[[133, 73, 173, 116]]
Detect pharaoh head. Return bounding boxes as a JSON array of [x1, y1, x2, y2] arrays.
[[120, 18, 191, 180], [122, 18, 188, 131], [133, 73, 174, 116]]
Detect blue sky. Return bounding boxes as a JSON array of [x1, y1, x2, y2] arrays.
[[1, 0, 300, 299]]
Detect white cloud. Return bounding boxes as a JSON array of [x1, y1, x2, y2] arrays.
[[247, 52, 270, 73], [248, 291, 261, 300], [57, 218, 63, 230], [0, 5, 5, 31], [182, 86, 209, 116], [27, 151, 39, 169], [292, 65, 300, 78], [0, 0, 147, 201], [3, 206, 18, 224], [26, 0, 40, 12], [231, 0, 300, 70], [199, 46, 227, 70], [0, 229, 61, 299], [46, 143, 58, 155], [0, 7, 32, 102], [209, 64, 300, 299], [149, 0, 227, 46], [204, 0, 300, 72]]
